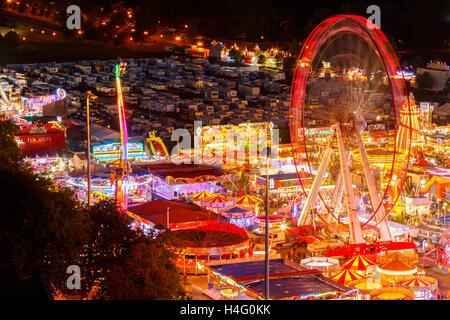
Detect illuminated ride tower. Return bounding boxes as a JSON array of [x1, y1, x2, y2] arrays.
[[289, 15, 413, 246], [113, 60, 130, 213], [395, 95, 421, 153]]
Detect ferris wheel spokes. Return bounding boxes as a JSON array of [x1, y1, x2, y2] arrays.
[[335, 124, 364, 244], [354, 119, 392, 241], [297, 130, 335, 226]]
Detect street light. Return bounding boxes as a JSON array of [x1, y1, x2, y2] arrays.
[[86, 91, 98, 207], [262, 145, 271, 300]]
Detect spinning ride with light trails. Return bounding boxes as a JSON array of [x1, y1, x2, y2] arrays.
[[113, 59, 130, 214], [289, 15, 415, 247]]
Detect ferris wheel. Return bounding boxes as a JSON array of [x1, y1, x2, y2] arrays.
[[289, 16, 413, 244]]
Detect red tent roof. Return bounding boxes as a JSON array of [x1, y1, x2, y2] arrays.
[[128, 199, 222, 226]]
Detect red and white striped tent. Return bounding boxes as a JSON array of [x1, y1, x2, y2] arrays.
[[341, 255, 376, 271], [200, 195, 236, 208], [329, 269, 366, 285], [399, 276, 436, 288], [236, 195, 263, 206], [190, 191, 217, 200]]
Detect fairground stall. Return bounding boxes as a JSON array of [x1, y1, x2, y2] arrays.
[[67, 166, 153, 205], [15, 122, 66, 157], [300, 257, 340, 276], [172, 122, 272, 170], [134, 161, 240, 200], [92, 142, 149, 162]]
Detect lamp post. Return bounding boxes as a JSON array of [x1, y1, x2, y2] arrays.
[[86, 91, 97, 207], [263, 146, 271, 300], [437, 198, 441, 217]]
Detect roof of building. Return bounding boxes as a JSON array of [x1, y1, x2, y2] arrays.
[[127, 199, 222, 226], [135, 162, 233, 180]]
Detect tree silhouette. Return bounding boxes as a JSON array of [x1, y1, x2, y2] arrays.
[[3, 31, 19, 47], [416, 72, 435, 90]]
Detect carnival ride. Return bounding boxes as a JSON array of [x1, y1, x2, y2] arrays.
[[423, 227, 450, 273], [289, 15, 416, 253], [145, 130, 169, 157], [112, 59, 130, 213]]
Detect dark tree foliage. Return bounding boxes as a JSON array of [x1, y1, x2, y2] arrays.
[[103, 232, 185, 299], [257, 54, 266, 65], [411, 56, 425, 71], [416, 72, 435, 90], [0, 121, 184, 299], [228, 47, 243, 65], [0, 121, 89, 293], [3, 31, 19, 47], [283, 56, 297, 80]]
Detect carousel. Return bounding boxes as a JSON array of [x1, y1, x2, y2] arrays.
[[236, 194, 263, 216], [341, 255, 377, 276], [221, 205, 255, 228], [173, 222, 251, 275], [347, 278, 391, 300], [200, 194, 236, 213], [236, 194, 263, 207], [190, 191, 217, 201], [396, 276, 438, 300], [376, 250, 419, 265], [369, 287, 415, 300], [376, 258, 417, 284]]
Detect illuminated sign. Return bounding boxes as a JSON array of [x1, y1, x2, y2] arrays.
[[92, 142, 146, 159], [21, 88, 66, 116], [298, 127, 332, 138]]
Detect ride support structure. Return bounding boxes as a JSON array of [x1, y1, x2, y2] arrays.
[[423, 227, 450, 273], [353, 118, 392, 241], [114, 60, 130, 214]]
